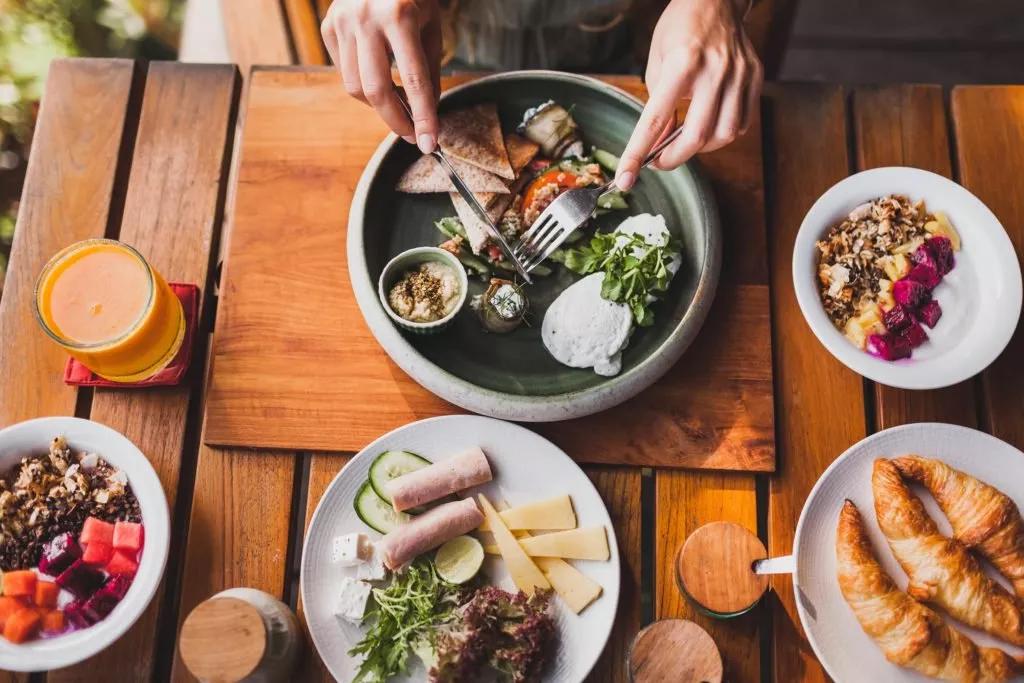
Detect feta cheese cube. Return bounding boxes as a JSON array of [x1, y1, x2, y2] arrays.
[[331, 533, 372, 567], [334, 577, 372, 623], [356, 543, 387, 581]]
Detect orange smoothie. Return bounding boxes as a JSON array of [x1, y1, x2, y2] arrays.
[[34, 239, 185, 382]]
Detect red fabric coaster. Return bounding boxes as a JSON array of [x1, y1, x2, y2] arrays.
[[63, 283, 200, 388]]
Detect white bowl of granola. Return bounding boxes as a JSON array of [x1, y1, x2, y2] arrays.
[[793, 167, 1021, 389]]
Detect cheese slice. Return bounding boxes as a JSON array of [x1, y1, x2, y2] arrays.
[[517, 527, 610, 561], [534, 557, 603, 614], [477, 494, 577, 531], [478, 494, 550, 596]]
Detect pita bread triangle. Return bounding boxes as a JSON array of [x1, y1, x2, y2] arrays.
[[504, 133, 539, 176], [396, 154, 509, 194], [438, 103, 515, 180]]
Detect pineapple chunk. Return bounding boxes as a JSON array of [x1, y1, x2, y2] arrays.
[[878, 291, 895, 311], [931, 211, 962, 251], [845, 318, 868, 349]]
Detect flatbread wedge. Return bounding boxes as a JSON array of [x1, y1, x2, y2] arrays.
[[504, 133, 540, 176], [396, 154, 509, 194], [439, 103, 514, 180]]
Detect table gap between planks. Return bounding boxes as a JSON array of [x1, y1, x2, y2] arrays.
[[1, 57, 1023, 683]]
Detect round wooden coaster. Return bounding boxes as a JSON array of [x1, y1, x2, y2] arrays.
[[628, 619, 723, 683], [676, 521, 769, 616], [180, 597, 267, 682]]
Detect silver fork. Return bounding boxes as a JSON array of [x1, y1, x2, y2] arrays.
[[512, 126, 686, 274]]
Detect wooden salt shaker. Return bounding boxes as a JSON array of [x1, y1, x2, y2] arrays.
[[676, 521, 769, 617], [180, 588, 301, 682]]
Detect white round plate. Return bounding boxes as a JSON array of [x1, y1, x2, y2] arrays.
[[301, 415, 620, 682], [793, 423, 1024, 682], [0, 417, 170, 672], [793, 167, 1022, 390]]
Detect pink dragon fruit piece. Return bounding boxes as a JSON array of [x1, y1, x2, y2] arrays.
[[867, 333, 913, 361], [83, 590, 119, 623], [100, 574, 133, 601], [55, 559, 106, 599], [926, 236, 955, 275], [883, 304, 913, 332], [64, 599, 97, 629], [900, 321, 929, 348], [38, 532, 82, 577], [907, 263, 942, 290], [916, 299, 943, 328], [912, 240, 940, 270], [893, 278, 931, 309]]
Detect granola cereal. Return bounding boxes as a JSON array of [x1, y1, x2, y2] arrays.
[[0, 436, 141, 571]]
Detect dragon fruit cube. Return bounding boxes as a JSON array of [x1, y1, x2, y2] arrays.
[[912, 241, 939, 271], [916, 299, 943, 328], [83, 589, 119, 623], [867, 333, 913, 361], [893, 278, 931, 309], [907, 263, 942, 290], [38, 532, 82, 577], [63, 600, 96, 629], [100, 574, 133, 601], [927, 236, 955, 275], [900, 321, 929, 348], [883, 304, 913, 332], [56, 559, 106, 599]]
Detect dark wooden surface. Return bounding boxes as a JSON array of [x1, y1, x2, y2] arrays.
[[2, 58, 1023, 683]]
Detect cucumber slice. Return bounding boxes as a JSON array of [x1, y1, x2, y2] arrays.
[[368, 450, 432, 504], [354, 481, 410, 534], [597, 190, 628, 210], [531, 263, 553, 277], [456, 252, 491, 278], [435, 216, 467, 240], [593, 147, 620, 173]]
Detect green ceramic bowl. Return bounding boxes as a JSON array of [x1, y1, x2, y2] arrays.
[[348, 71, 721, 421]]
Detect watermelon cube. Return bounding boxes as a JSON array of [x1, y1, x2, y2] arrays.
[[80, 517, 114, 547], [82, 540, 113, 566], [0, 596, 24, 629], [2, 570, 37, 598], [105, 550, 139, 576], [34, 580, 60, 609], [38, 532, 82, 576], [3, 607, 41, 643], [56, 560, 105, 599], [40, 610, 65, 634], [112, 522, 144, 552]]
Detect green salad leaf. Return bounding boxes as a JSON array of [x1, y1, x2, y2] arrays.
[[349, 559, 466, 683], [563, 230, 679, 326]]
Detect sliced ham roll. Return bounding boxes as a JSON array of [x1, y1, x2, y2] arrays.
[[378, 498, 484, 570], [387, 447, 492, 512]]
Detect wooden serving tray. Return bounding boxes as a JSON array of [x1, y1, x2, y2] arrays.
[[203, 69, 776, 472]]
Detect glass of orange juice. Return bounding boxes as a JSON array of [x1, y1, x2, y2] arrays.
[[33, 239, 186, 382]]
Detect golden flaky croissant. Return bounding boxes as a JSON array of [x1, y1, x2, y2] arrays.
[[837, 500, 1023, 682], [894, 455, 1024, 598], [872, 459, 1024, 647]]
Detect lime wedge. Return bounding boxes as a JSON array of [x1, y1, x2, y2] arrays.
[[435, 535, 484, 584]]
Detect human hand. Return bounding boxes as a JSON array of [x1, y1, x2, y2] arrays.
[[616, 0, 763, 190], [321, 0, 443, 153]]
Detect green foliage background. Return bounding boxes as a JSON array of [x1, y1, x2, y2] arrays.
[[0, 0, 183, 294]]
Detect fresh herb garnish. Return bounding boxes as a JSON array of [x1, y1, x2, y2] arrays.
[[563, 231, 680, 326], [349, 559, 466, 683]]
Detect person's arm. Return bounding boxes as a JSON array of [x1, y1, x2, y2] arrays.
[[615, 0, 763, 191], [321, 0, 443, 153]]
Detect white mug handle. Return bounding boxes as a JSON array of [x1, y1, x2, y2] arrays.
[[753, 554, 796, 575]]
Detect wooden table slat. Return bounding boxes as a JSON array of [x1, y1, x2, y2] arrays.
[[765, 84, 867, 683], [46, 62, 240, 683], [0, 58, 138, 425], [654, 471, 761, 682], [853, 84, 978, 429], [952, 86, 1024, 448]]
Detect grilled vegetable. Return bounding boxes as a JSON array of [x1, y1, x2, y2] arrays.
[[519, 101, 583, 158]]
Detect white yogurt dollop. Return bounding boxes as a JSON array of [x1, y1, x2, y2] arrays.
[[542, 273, 633, 376]]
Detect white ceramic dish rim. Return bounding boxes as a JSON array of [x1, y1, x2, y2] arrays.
[[790, 422, 1024, 681], [0, 417, 170, 672], [792, 166, 1023, 390], [377, 247, 470, 330], [347, 70, 722, 422], [299, 414, 620, 683]]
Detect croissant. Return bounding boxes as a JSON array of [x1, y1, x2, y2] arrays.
[[836, 500, 1023, 682], [872, 459, 1024, 646], [894, 455, 1024, 598]]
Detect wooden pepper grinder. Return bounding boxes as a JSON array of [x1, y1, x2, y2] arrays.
[[180, 588, 301, 682], [676, 521, 769, 617]]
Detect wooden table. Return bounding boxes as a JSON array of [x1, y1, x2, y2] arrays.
[[0, 58, 1022, 683]]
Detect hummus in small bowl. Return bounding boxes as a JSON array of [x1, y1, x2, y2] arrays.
[[378, 247, 468, 334]]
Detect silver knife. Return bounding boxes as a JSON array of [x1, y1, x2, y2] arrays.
[[394, 91, 533, 284]]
